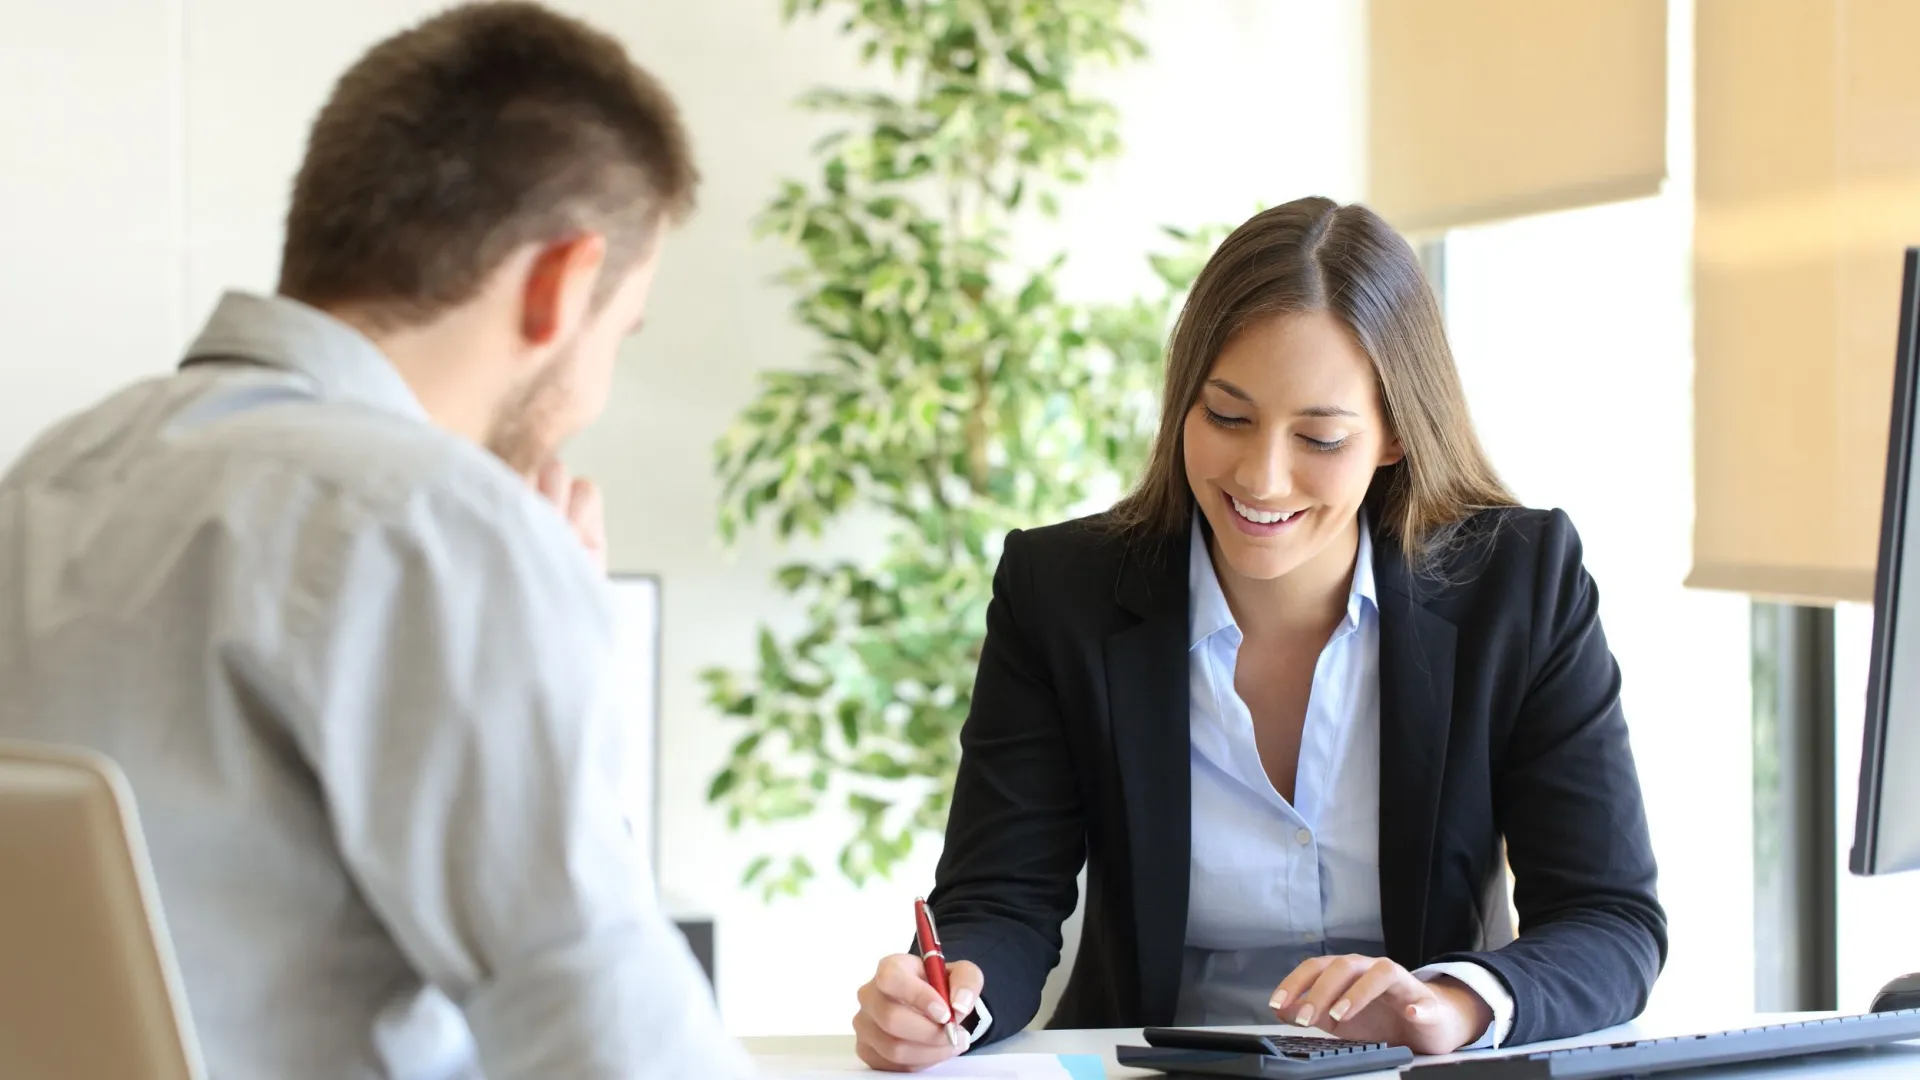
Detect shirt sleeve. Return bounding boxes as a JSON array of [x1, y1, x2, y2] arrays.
[[1415, 961, 1515, 1050], [276, 479, 752, 1079]]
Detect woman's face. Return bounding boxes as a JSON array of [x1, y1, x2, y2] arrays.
[[1182, 311, 1403, 583]]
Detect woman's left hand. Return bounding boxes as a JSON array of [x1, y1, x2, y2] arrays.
[[1268, 954, 1492, 1056]]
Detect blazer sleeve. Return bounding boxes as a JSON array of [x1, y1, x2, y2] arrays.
[[925, 528, 1088, 1046], [1429, 509, 1669, 1045]]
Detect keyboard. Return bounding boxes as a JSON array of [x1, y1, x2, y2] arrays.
[[1410, 1007, 1920, 1078], [1118, 1028, 1414, 1077]]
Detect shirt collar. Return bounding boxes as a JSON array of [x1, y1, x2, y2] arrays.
[[178, 291, 429, 421], [1187, 510, 1379, 650], [1189, 514, 1239, 648], [1348, 512, 1378, 628]]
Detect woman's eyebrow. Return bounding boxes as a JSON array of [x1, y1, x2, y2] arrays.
[[1206, 379, 1358, 419], [1206, 378, 1254, 403]]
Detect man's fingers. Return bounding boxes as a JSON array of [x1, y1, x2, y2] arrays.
[[567, 476, 607, 570], [874, 954, 953, 1024], [569, 477, 603, 528], [536, 459, 571, 511]]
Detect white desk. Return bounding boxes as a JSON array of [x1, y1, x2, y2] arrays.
[[744, 1012, 1920, 1077]]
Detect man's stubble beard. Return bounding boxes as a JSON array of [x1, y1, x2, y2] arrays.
[[485, 346, 577, 477]]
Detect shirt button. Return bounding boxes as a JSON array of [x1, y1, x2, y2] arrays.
[[1296, 828, 1312, 846]]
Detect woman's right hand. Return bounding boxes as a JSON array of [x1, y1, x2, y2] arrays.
[[853, 953, 986, 1072]]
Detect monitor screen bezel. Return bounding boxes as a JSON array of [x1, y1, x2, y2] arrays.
[[1850, 247, 1920, 876]]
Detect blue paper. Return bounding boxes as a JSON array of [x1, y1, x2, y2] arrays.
[[1058, 1053, 1106, 1080]]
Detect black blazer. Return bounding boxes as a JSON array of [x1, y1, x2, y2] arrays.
[[927, 499, 1667, 1048]]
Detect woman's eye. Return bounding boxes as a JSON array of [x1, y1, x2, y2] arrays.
[[1202, 407, 1251, 429], [1299, 435, 1351, 453]]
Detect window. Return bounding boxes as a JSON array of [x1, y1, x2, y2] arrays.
[[1442, 192, 1755, 1018]]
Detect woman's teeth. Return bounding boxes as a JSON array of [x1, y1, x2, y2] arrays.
[[1231, 496, 1300, 525]]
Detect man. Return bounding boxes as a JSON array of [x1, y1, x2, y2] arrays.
[[0, 4, 752, 1077]]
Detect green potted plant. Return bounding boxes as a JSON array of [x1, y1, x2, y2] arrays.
[[703, 0, 1221, 898]]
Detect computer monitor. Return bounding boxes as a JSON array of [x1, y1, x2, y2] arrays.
[[1851, 247, 1920, 877]]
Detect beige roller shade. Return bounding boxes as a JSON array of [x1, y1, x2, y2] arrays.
[[1367, 0, 1668, 235], [1691, 0, 1920, 604]]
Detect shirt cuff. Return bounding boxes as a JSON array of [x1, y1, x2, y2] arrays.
[[960, 997, 994, 1046], [1414, 961, 1514, 1050]]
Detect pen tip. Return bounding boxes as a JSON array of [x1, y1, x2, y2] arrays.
[[947, 1022, 964, 1047]]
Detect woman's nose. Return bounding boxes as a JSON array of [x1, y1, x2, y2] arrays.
[[1235, 433, 1294, 502]]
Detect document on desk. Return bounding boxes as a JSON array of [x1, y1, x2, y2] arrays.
[[759, 1052, 1106, 1080]]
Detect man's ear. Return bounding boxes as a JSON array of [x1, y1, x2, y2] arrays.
[[520, 233, 607, 349]]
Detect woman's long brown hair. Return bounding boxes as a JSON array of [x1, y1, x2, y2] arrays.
[[1109, 196, 1515, 560]]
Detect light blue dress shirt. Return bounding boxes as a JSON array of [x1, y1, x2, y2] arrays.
[[0, 293, 751, 1079], [1176, 514, 1513, 1048]]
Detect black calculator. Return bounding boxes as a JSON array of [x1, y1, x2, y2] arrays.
[[1116, 1027, 1415, 1078]]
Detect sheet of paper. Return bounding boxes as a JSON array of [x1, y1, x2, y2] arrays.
[[758, 1051, 1106, 1080]]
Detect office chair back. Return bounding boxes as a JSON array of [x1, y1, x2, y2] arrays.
[[0, 739, 205, 1080]]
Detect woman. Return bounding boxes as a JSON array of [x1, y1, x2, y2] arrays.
[[851, 197, 1665, 1072]]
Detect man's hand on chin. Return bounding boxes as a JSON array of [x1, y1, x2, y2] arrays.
[[533, 459, 608, 574]]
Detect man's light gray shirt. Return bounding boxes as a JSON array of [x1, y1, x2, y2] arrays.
[[0, 292, 752, 1079]]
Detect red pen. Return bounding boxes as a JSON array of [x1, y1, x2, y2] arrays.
[[913, 896, 964, 1046]]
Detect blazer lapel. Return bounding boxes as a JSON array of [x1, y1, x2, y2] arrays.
[[1372, 539, 1457, 967], [1105, 528, 1192, 1025]]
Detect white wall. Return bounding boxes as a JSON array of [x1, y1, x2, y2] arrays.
[[0, 0, 1366, 1037], [0, 0, 185, 464]]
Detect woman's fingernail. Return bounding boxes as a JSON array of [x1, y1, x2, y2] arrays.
[[952, 990, 975, 1017], [927, 1000, 951, 1023], [1407, 1002, 1426, 1020], [1268, 990, 1291, 1011], [1295, 1004, 1316, 1026], [1329, 1000, 1350, 1023]]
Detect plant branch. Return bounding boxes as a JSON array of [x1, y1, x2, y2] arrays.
[[707, 0, 1212, 900]]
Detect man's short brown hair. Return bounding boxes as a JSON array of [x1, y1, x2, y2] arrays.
[[278, 1, 697, 329]]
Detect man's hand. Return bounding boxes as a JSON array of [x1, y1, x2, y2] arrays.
[[534, 459, 607, 574], [1269, 955, 1492, 1056], [853, 954, 985, 1072]]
